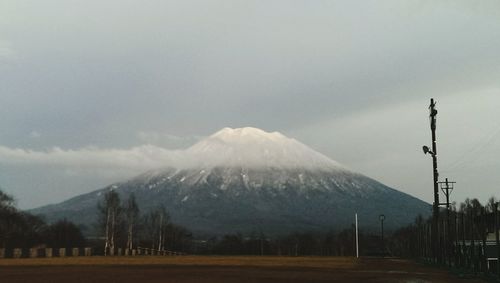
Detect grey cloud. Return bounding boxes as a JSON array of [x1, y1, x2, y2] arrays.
[[0, 40, 15, 61], [29, 131, 41, 139], [0, 1, 499, 208]]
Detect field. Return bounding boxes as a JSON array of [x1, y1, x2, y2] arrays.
[[0, 256, 485, 283]]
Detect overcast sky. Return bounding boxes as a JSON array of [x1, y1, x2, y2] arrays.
[[1, 1, 500, 209]]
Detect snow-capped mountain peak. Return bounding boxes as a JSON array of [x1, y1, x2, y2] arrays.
[[185, 127, 347, 170], [32, 126, 430, 236], [210, 127, 287, 143]]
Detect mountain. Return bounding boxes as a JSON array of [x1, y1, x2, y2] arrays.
[[32, 127, 430, 236]]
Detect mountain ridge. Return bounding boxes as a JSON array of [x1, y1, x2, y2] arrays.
[[31, 127, 430, 236]]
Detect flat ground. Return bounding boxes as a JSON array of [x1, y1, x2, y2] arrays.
[[0, 256, 485, 283]]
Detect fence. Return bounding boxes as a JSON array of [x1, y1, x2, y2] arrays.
[[136, 247, 186, 256], [392, 205, 500, 279], [0, 247, 186, 259], [0, 247, 92, 259]]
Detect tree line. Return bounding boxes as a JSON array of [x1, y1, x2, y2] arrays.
[[0, 189, 85, 251], [2, 186, 391, 257], [0, 188, 192, 255], [389, 197, 500, 276], [195, 228, 386, 256]]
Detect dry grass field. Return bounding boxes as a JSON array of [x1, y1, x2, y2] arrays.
[[0, 256, 485, 283]]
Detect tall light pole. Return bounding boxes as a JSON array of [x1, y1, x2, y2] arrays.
[[355, 213, 359, 258], [423, 98, 440, 263], [379, 214, 385, 257]]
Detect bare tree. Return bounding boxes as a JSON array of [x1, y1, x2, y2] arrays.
[[0, 190, 14, 209], [97, 190, 122, 256], [156, 206, 169, 251], [125, 193, 139, 251], [486, 197, 498, 213], [143, 206, 170, 251]]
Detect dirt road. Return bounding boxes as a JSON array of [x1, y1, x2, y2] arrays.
[[0, 256, 485, 283]]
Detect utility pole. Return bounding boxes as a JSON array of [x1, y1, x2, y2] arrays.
[[438, 178, 455, 237], [423, 98, 440, 263], [438, 178, 455, 265], [438, 178, 454, 210]]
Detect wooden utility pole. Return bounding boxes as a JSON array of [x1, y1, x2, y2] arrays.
[[438, 178, 455, 265], [439, 178, 455, 212]]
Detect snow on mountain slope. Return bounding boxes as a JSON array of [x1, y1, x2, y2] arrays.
[[136, 127, 354, 190], [183, 127, 347, 170]]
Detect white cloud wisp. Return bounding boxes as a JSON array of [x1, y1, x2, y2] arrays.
[[0, 144, 182, 171]]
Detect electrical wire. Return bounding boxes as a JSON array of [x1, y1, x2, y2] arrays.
[[441, 122, 500, 173]]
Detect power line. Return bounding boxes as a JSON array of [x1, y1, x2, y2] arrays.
[[442, 122, 500, 173]]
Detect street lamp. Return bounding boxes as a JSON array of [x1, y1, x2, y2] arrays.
[[422, 145, 434, 156], [379, 214, 385, 257]]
